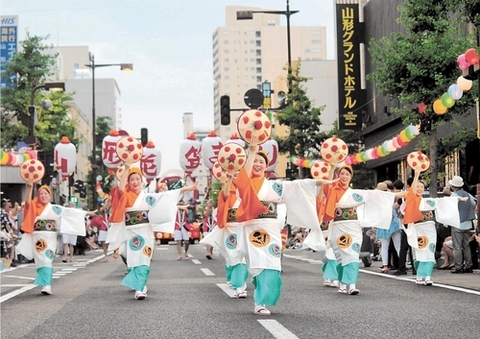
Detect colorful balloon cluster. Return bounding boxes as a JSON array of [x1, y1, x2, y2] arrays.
[[345, 124, 419, 165], [289, 124, 419, 168], [0, 150, 38, 166], [430, 48, 476, 115]]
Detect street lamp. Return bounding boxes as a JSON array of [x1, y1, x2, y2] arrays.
[[85, 53, 133, 209], [26, 81, 66, 146], [237, 0, 299, 93]]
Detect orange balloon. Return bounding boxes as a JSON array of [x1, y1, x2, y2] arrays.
[[433, 99, 447, 115]]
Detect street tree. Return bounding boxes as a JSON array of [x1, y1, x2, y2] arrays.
[[368, 0, 476, 196], [86, 116, 114, 203], [0, 33, 79, 150], [274, 62, 325, 178]]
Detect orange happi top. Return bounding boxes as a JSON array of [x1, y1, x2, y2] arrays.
[[323, 181, 349, 222], [108, 186, 121, 223], [21, 198, 48, 234], [216, 182, 237, 229], [316, 195, 326, 222], [109, 187, 140, 223], [402, 187, 423, 224], [234, 168, 268, 222]]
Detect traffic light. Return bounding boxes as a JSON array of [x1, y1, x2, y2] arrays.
[[140, 128, 148, 146], [73, 180, 87, 199], [220, 95, 230, 126]]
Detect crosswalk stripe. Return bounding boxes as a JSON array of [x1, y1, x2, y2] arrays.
[[258, 319, 300, 339]]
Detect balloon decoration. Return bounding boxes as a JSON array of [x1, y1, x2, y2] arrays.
[[54, 136, 77, 180], [19, 159, 45, 183], [201, 130, 223, 169], [289, 124, 420, 168], [179, 132, 201, 174], [237, 109, 272, 146], [0, 149, 37, 166], [140, 140, 162, 182], [102, 130, 123, 169], [428, 47, 478, 116], [407, 151, 430, 172]]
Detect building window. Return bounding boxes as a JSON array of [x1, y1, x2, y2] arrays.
[[255, 31, 261, 38], [311, 39, 321, 44], [256, 67, 261, 73], [224, 67, 229, 71]]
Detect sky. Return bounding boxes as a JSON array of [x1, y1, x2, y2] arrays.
[[1, 0, 335, 173]]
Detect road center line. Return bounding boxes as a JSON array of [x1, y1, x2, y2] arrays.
[[257, 319, 300, 339], [201, 268, 215, 276]]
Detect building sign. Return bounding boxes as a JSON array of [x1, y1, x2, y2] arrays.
[[1, 15, 18, 88], [336, 3, 365, 131]]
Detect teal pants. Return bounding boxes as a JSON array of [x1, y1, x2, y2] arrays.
[[122, 265, 150, 291], [336, 261, 360, 285], [252, 269, 282, 306], [35, 267, 53, 286]]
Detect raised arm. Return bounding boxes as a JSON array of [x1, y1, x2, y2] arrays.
[[118, 164, 130, 193], [245, 144, 258, 177], [24, 183, 34, 204], [410, 170, 421, 193]]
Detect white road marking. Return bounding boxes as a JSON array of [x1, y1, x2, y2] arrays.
[[201, 268, 215, 276], [360, 269, 480, 296], [191, 259, 202, 265], [156, 247, 168, 250], [257, 319, 300, 339], [216, 283, 237, 298], [62, 268, 78, 271], [285, 253, 480, 296], [0, 284, 36, 303], [2, 275, 35, 280]]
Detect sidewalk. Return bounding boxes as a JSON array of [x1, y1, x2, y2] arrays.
[[284, 248, 480, 292]]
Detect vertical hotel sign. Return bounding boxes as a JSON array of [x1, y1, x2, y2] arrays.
[[336, 2, 365, 131], [1, 15, 19, 88]]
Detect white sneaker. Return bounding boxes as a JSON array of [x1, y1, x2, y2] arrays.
[[254, 305, 271, 316], [236, 291, 247, 298], [41, 286, 52, 295], [135, 291, 147, 300]]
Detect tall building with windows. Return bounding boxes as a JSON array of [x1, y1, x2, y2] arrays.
[[213, 6, 328, 142]]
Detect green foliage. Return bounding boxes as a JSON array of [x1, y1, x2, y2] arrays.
[[274, 62, 325, 177], [0, 33, 77, 151], [367, 0, 477, 195], [205, 180, 221, 208]]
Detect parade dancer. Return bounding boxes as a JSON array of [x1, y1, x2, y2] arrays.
[[233, 145, 331, 315], [321, 165, 405, 295], [402, 170, 462, 285], [108, 164, 197, 300], [201, 175, 249, 299], [16, 184, 88, 295]]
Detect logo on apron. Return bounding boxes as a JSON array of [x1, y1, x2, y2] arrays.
[[249, 229, 271, 247], [225, 233, 238, 250], [268, 243, 282, 257], [417, 235, 428, 249], [143, 245, 152, 257], [337, 233, 352, 249], [129, 235, 145, 251], [35, 239, 47, 252]]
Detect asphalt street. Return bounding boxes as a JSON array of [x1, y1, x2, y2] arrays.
[[1, 243, 479, 339]]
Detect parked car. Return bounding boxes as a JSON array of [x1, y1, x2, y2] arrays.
[[154, 221, 201, 244]]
